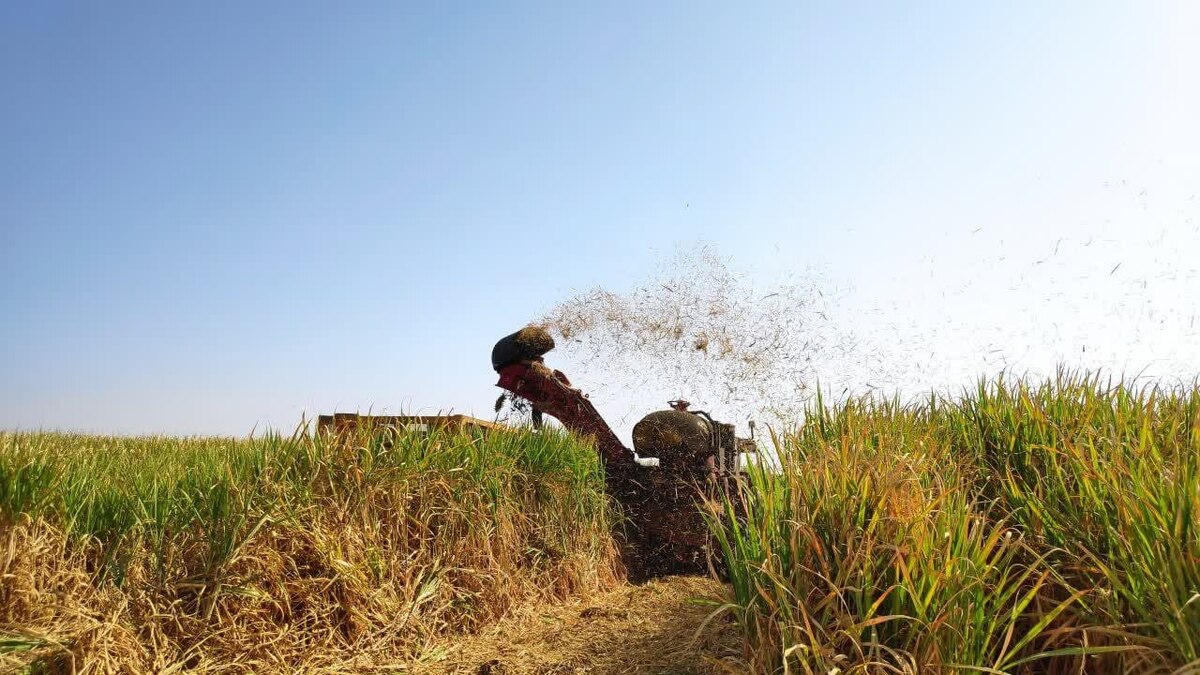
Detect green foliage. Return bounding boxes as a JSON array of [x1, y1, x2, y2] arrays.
[[0, 424, 611, 588], [710, 371, 1200, 673]]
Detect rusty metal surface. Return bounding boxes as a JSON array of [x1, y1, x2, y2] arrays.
[[495, 361, 635, 469], [604, 465, 730, 580], [491, 332, 742, 579]]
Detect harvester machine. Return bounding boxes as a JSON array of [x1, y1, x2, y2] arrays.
[[492, 327, 754, 579]]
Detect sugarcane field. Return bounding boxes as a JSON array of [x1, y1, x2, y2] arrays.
[[4, 4, 1200, 674]]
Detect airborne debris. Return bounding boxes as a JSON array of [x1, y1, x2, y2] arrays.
[[514, 325, 555, 356], [539, 244, 847, 423]]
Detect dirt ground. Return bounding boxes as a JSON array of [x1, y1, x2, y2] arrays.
[[411, 576, 745, 675]]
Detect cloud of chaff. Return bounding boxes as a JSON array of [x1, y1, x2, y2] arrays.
[[537, 244, 853, 428]]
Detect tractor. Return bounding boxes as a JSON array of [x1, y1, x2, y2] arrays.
[[492, 326, 754, 579]]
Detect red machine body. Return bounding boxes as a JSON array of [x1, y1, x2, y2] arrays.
[[495, 362, 634, 470], [492, 327, 748, 579]]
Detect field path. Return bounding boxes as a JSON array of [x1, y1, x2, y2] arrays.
[[413, 576, 743, 675]]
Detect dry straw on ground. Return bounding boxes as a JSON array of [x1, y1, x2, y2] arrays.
[[418, 575, 742, 675]]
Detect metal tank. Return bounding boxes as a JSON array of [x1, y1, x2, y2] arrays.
[[491, 327, 754, 579]]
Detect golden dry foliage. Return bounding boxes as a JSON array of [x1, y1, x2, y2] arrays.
[[419, 575, 742, 674], [0, 428, 621, 673]]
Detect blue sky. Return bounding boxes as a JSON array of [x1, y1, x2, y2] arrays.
[[3, 2, 1198, 436]]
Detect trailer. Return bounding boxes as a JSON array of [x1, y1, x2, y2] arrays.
[[315, 413, 505, 436]]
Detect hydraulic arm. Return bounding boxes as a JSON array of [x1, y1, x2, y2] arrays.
[[491, 325, 751, 579], [494, 361, 635, 469]]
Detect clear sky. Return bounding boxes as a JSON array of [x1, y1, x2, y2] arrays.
[[3, 2, 1198, 438]]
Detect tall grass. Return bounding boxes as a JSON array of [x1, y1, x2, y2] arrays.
[[710, 371, 1200, 674], [0, 424, 618, 672]]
